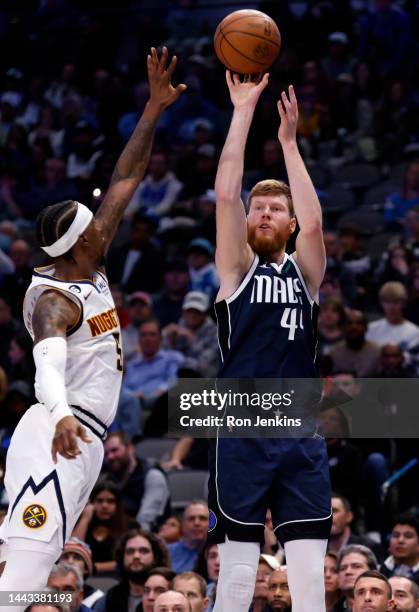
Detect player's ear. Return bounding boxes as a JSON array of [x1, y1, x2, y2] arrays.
[[289, 217, 297, 233]]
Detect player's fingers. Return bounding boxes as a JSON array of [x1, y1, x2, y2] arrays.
[[65, 430, 81, 457], [259, 72, 269, 88], [232, 73, 240, 86], [176, 83, 188, 95], [51, 440, 58, 464], [289, 84, 297, 104], [281, 90, 291, 110], [277, 99, 285, 116], [78, 426, 92, 444], [159, 46, 168, 70], [166, 55, 178, 79], [226, 70, 234, 88], [151, 47, 158, 67]]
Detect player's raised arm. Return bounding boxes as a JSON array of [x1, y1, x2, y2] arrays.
[[215, 71, 269, 299], [32, 290, 92, 462], [95, 47, 186, 252], [277, 85, 326, 300]]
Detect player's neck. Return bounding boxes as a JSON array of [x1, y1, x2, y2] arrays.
[[53, 258, 94, 282], [260, 248, 286, 264]]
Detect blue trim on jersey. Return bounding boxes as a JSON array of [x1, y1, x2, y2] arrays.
[[9, 470, 67, 544]]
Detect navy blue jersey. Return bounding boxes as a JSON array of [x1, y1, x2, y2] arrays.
[[215, 252, 319, 379]]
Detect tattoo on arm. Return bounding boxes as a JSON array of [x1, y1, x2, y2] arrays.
[[95, 109, 160, 249], [32, 290, 81, 344]]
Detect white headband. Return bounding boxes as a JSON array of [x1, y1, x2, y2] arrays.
[[41, 202, 93, 257]]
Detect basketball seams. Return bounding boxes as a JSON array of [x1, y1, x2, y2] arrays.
[[219, 30, 272, 68], [222, 29, 281, 49]]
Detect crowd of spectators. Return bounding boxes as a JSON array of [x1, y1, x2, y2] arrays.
[[1, 0, 419, 610]]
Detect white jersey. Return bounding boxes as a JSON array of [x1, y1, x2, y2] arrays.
[[23, 265, 123, 428]]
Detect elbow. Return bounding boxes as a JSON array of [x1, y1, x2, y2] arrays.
[[298, 219, 323, 236]]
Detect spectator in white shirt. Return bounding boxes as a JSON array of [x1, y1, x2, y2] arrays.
[[366, 282, 419, 350]]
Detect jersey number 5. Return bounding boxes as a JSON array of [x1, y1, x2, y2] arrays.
[[112, 332, 124, 372]]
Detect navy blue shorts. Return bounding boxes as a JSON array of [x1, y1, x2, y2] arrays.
[[207, 436, 332, 546]]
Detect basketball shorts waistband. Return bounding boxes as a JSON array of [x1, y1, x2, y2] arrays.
[[70, 405, 108, 441]]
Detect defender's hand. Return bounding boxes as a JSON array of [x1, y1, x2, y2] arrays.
[[277, 85, 298, 145], [226, 71, 269, 109], [148, 46, 187, 111], [52, 416, 92, 463]]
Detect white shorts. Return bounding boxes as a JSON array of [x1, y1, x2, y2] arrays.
[[0, 403, 103, 554]]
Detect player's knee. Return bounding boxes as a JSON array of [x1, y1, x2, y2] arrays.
[[224, 563, 256, 604]]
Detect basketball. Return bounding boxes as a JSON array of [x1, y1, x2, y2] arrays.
[[214, 9, 281, 74]]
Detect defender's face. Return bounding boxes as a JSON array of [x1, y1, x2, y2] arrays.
[[247, 195, 295, 256]]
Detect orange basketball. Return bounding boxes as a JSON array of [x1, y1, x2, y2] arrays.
[[214, 9, 281, 74]]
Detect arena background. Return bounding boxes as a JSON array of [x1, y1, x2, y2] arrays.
[[0, 0, 418, 608]]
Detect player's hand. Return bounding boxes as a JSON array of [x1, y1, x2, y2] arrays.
[[226, 70, 269, 109], [52, 416, 92, 463], [147, 46, 187, 112], [277, 85, 298, 145]]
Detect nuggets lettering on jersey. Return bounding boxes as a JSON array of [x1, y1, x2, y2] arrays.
[[23, 266, 123, 427], [215, 253, 319, 378]]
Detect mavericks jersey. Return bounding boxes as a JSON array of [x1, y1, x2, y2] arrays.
[[23, 265, 123, 426], [215, 252, 319, 379]]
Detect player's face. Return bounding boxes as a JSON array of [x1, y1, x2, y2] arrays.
[[389, 577, 417, 612], [182, 504, 209, 542], [206, 544, 220, 581], [353, 577, 391, 612], [174, 577, 208, 612], [267, 569, 291, 611], [324, 556, 340, 594], [338, 553, 369, 592], [93, 489, 117, 521], [247, 195, 296, 257], [104, 438, 131, 473], [123, 535, 154, 572], [389, 525, 419, 561], [331, 498, 351, 535], [142, 575, 170, 612]]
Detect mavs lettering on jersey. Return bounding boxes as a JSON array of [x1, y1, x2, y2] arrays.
[[215, 253, 319, 379]]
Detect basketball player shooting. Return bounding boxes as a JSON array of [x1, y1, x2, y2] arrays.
[[208, 72, 332, 612], [0, 48, 185, 607]]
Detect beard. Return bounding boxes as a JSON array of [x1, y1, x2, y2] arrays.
[[247, 224, 290, 257], [123, 566, 150, 584]]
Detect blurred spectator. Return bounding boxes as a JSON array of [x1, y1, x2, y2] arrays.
[[375, 344, 413, 377], [193, 190, 216, 244], [337, 545, 378, 611], [167, 501, 209, 573], [380, 514, 419, 583], [47, 564, 88, 612], [0, 379, 34, 433], [153, 259, 190, 328], [72, 481, 130, 574], [0, 293, 25, 370], [322, 32, 355, 83], [329, 494, 382, 559], [124, 151, 183, 220], [121, 291, 153, 364], [352, 571, 393, 612], [384, 160, 419, 225], [406, 262, 419, 326], [359, 0, 412, 78], [250, 555, 280, 612], [162, 291, 218, 377], [366, 282, 419, 349], [325, 553, 341, 612], [157, 516, 182, 545], [178, 144, 218, 200], [173, 571, 209, 612], [388, 576, 419, 611], [162, 436, 209, 472], [317, 296, 345, 355], [194, 543, 219, 611], [323, 230, 357, 306], [2, 239, 32, 317], [66, 120, 102, 182], [405, 207, 419, 259], [123, 319, 184, 402], [244, 140, 287, 189], [0, 92, 22, 145], [107, 214, 164, 294], [7, 332, 35, 384], [28, 103, 64, 157], [329, 310, 381, 376], [93, 527, 170, 612], [59, 538, 103, 609], [187, 239, 218, 301], [339, 225, 372, 304], [141, 567, 176, 612], [266, 566, 292, 612], [375, 244, 412, 291], [103, 431, 170, 531], [154, 590, 190, 611]]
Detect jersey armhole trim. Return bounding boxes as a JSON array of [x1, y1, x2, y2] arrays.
[[289, 253, 318, 306], [224, 254, 259, 305], [33, 285, 84, 337]]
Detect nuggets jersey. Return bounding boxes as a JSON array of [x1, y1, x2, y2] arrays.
[[23, 265, 122, 427], [215, 252, 318, 378]]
